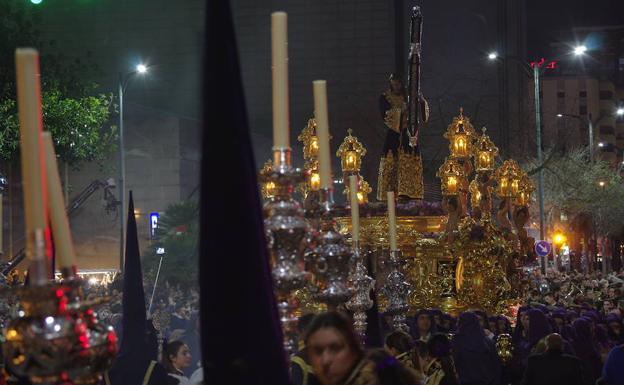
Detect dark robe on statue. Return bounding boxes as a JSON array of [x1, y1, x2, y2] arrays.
[[376, 90, 424, 200], [101, 192, 168, 385], [199, 1, 290, 385]]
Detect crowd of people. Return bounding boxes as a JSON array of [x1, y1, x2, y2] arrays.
[[291, 269, 624, 385]]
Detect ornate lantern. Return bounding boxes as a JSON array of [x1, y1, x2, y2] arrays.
[[297, 117, 326, 195], [337, 128, 371, 203], [444, 108, 476, 160], [259, 160, 276, 199], [514, 172, 534, 206], [494, 160, 522, 199], [473, 127, 498, 172], [436, 157, 464, 196], [344, 178, 372, 204], [337, 128, 366, 174]]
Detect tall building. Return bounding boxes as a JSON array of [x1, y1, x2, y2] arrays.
[[529, 25, 624, 165]]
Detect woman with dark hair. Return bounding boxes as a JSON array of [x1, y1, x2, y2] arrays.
[[367, 348, 425, 385], [572, 318, 603, 385], [385, 330, 414, 368], [422, 333, 459, 385], [452, 312, 501, 385], [410, 310, 436, 342], [162, 341, 192, 385], [305, 312, 378, 385]]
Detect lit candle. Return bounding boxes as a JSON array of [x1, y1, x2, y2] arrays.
[[447, 176, 458, 194], [346, 150, 357, 170], [42, 133, 76, 273], [349, 175, 360, 243], [309, 171, 321, 191], [15, 48, 48, 264], [387, 191, 397, 250], [313, 80, 332, 189], [271, 12, 290, 149]]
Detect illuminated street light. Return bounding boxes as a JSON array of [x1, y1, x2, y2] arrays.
[[553, 232, 566, 245], [599, 181, 606, 187], [573, 45, 587, 56], [136, 64, 148, 74], [598, 142, 605, 148], [488, 52, 498, 60], [617, 108, 624, 116], [556, 113, 563, 118]]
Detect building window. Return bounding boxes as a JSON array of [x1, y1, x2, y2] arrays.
[[580, 91, 587, 97], [579, 105, 588, 115], [557, 91, 565, 98], [600, 90, 614, 100]]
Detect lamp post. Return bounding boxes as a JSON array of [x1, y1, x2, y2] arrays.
[[488, 52, 547, 273], [118, 64, 148, 271]]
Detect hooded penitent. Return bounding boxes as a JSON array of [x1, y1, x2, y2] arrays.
[[199, 1, 290, 384], [452, 312, 500, 385], [103, 192, 168, 385]]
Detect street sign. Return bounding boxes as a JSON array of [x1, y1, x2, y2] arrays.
[[535, 240, 552, 257], [149, 212, 159, 239]]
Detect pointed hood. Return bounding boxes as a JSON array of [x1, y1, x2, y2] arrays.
[[119, 191, 147, 356], [199, 1, 289, 384]]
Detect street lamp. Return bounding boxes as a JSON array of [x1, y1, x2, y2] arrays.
[[118, 63, 149, 271], [488, 53, 547, 273], [488, 52, 498, 61], [573, 45, 588, 56], [617, 108, 624, 116]]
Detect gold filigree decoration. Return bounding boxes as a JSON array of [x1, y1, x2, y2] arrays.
[[397, 149, 424, 199]]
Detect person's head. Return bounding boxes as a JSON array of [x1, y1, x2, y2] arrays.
[[544, 333, 564, 353], [530, 289, 540, 300], [603, 299, 615, 313], [415, 311, 432, 334], [163, 341, 192, 373], [544, 293, 555, 305], [426, 333, 452, 360], [385, 330, 412, 356], [305, 312, 364, 385], [527, 309, 551, 347], [388, 73, 403, 94], [412, 340, 429, 368], [520, 312, 530, 331]]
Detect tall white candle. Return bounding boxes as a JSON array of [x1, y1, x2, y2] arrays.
[[349, 175, 360, 243], [271, 12, 290, 149], [387, 191, 397, 250], [15, 48, 48, 263], [313, 80, 332, 189], [42, 133, 76, 272]]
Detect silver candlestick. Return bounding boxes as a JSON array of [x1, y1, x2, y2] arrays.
[[262, 147, 309, 355], [346, 241, 374, 339], [380, 249, 411, 332], [312, 188, 353, 309]]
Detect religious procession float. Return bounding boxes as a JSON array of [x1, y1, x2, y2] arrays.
[[260, 8, 535, 355]]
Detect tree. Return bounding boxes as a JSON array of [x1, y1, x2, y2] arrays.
[[0, 0, 116, 168], [142, 201, 199, 290], [524, 147, 624, 236]]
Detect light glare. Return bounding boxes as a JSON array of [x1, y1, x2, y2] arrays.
[[136, 64, 148, 74], [488, 52, 498, 60], [573, 45, 587, 56]]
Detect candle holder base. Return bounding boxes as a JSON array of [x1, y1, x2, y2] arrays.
[[2, 280, 117, 385]]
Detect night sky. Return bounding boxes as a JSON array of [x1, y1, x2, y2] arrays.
[[527, 0, 624, 56]]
